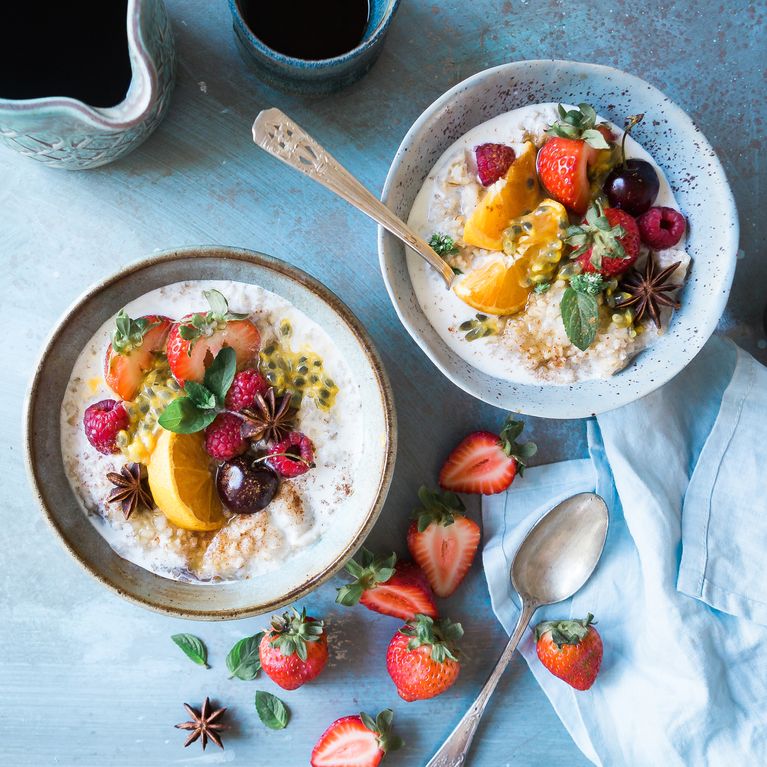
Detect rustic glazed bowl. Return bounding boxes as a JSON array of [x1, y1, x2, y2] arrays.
[[25, 247, 396, 619], [379, 60, 738, 418]]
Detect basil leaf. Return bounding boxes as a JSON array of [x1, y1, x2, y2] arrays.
[[184, 381, 217, 410], [204, 347, 237, 403], [158, 397, 217, 433], [255, 691, 289, 730], [560, 286, 599, 351], [171, 633, 208, 667], [226, 633, 264, 680]]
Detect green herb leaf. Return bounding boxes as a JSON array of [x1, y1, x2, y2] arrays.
[[171, 633, 208, 667], [534, 282, 551, 294], [158, 397, 218, 434], [204, 346, 237, 404], [204, 289, 229, 316], [226, 633, 264, 680], [184, 381, 217, 410], [255, 691, 289, 730], [429, 232, 459, 258], [560, 286, 599, 351]]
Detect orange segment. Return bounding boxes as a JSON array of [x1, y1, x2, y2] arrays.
[[463, 142, 542, 251], [453, 257, 531, 316]]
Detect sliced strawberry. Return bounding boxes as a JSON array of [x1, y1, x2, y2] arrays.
[[407, 487, 480, 598], [336, 549, 438, 621], [475, 143, 516, 186], [311, 710, 402, 767], [439, 416, 537, 495], [536, 137, 596, 215], [104, 312, 172, 401]]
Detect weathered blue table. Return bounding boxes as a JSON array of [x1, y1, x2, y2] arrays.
[[2, 1, 763, 764]]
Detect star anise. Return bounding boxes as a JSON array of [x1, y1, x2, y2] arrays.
[[616, 254, 682, 329], [175, 697, 228, 751], [106, 462, 153, 519], [241, 388, 296, 444]]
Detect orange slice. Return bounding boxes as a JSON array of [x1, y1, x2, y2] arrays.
[[463, 142, 542, 251], [453, 257, 531, 316]]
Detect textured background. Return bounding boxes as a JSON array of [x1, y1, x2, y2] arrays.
[[1, 1, 764, 765]]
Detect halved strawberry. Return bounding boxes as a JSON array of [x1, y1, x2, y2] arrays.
[[407, 487, 481, 598], [104, 312, 172, 401], [311, 710, 402, 767], [439, 416, 537, 495], [165, 289, 260, 387], [336, 549, 438, 621]]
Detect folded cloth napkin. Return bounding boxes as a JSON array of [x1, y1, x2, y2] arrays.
[[483, 335, 767, 767]]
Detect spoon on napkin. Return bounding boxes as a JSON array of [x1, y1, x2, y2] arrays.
[[252, 108, 455, 288], [427, 491, 609, 767]]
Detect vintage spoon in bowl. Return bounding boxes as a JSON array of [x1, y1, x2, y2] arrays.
[[426, 492, 609, 767], [252, 108, 455, 288]]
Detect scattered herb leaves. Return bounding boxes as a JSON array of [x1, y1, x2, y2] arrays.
[[560, 274, 606, 351], [203, 346, 237, 405], [429, 232, 459, 258], [255, 691, 289, 730], [226, 633, 264, 680], [171, 633, 209, 668], [158, 397, 218, 434]]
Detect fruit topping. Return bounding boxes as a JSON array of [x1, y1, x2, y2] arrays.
[[535, 613, 603, 691], [544, 103, 613, 148], [336, 549, 438, 621], [106, 462, 154, 519], [636, 206, 686, 249], [458, 313, 499, 341], [560, 272, 607, 351], [267, 431, 315, 478], [453, 257, 531, 316], [224, 368, 270, 411], [311, 710, 402, 767], [166, 290, 260, 387], [241, 389, 296, 444], [567, 201, 641, 278], [216, 456, 279, 514], [463, 141, 541, 251], [407, 487, 480, 598], [83, 399, 130, 454], [615, 254, 682, 329], [204, 412, 248, 461], [175, 697, 228, 751], [603, 114, 660, 215], [386, 614, 463, 702], [104, 312, 173, 401], [474, 142, 516, 186], [259, 607, 328, 690], [439, 415, 536, 495]]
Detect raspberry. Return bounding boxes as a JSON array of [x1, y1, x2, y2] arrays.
[[268, 432, 315, 478], [204, 413, 248, 460], [475, 143, 516, 186], [637, 206, 686, 250], [83, 399, 129, 455], [225, 369, 270, 411]]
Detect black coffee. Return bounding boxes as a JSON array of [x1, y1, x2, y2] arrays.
[[241, 0, 370, 61], [0, 1, 132, 108]]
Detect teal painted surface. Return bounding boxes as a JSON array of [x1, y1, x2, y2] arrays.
[[1, 1, 763, 765]]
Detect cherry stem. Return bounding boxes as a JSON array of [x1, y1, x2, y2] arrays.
[[621, 113, 645, 167]]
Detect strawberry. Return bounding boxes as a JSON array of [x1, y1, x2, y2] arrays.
[[336, 549, 438, 621], [259, 607, 328, 690], [535, 613, 603, 691], [310, 709, 403, 767], [568, 201, 641, 278], [474, 142, 516, 186], [406, 487, 480, 598], [165, 289, 260, 387], [439, 415, 537, 495], [386, 614, 463, 702], [103, 311, 172, 401], [536, 103, 611, 214]]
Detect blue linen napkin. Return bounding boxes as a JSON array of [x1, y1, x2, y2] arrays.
[[482, 335, 767, 766]]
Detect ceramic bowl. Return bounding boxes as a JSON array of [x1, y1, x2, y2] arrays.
[[228, 0, 401, 95], [379, 60, 738, 418], [25, 247, 396, 619]]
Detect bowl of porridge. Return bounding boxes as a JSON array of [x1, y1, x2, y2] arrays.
[[379, 60, 738, 417], [25, 246, 395, 618]]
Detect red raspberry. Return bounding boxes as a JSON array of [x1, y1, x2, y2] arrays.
[[225, 369, 270, 411], [475, 143, 516, 186], [83, 399, 129, 455], [204, 413, 248, 460], [637, 206, 686, 249], [268, 432, 315, 478]]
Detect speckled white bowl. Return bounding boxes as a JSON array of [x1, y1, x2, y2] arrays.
[[379, 60, 738, 418]]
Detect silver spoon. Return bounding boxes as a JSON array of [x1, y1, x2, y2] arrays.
[[426, 492, 609, 767], [252, 108, 455, 288]]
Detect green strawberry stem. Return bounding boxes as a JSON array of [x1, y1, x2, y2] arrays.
[[535, 613, 595, 647]]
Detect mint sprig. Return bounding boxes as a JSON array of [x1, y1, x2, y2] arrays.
[[560, 274, 606, 351]]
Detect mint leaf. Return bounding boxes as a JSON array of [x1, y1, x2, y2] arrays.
[[204, 347, 237, 404], [226, 633, 264, 680], [184, 381, 217, 410], [255, 691, 289, 730], [158, 397, 217, 433], [204, 289, 229, 316], [561, 286, 599, 351], [171, 633, 208, 667]]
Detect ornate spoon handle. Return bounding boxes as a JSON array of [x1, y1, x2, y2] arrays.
[[425, 600, 538, 767], [252, 108, 454, 288]]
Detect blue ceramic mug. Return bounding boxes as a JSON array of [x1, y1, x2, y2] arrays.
[[229, 0, 401, 95]]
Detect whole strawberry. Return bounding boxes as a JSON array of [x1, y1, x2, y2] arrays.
[[259, 607, 328, 691], [386, 613, 463, 702], [311, 709, 403, 767], [83, 399, 130, 454], [535, 613, 603, 691]]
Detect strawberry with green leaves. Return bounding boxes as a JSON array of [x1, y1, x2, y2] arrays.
[[535, 613, 603, 691], [310, 709, 403, 767], [407, 487, 480, 598]]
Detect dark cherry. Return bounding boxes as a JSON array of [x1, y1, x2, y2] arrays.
[[604, 159, 660, 216], [216, 456, 279, 515]]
